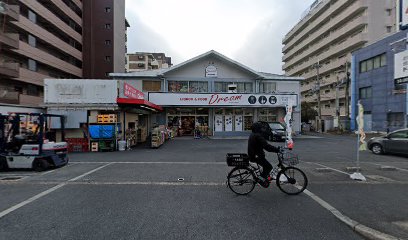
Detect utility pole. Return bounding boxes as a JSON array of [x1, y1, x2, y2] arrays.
[[344, 62, 350, 130], [313, 61, 322, 132]]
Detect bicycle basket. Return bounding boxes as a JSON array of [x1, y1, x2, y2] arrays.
[[226, 153, 249, 167], [282, 152, 299, 166]]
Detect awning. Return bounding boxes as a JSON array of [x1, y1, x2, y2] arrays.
[[116, 98, 163, 112]]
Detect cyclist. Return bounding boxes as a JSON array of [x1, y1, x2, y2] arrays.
[[247, 122, 281, 188]]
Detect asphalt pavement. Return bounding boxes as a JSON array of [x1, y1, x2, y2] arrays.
[[0, 134, 407, 240]]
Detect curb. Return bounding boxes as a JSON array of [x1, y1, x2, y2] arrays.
[[303, 189, 402, 240]]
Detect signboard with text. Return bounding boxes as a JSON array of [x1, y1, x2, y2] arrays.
[[124, 83, 144, 99], [148, 93, 298, 107]]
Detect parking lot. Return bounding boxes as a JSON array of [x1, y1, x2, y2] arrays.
[[0, 135, 407, 240]]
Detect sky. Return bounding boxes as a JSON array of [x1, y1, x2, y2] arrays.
[[125, 0, 315, 74]]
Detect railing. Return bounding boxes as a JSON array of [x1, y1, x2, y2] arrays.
[[0, 62, 19, 78]]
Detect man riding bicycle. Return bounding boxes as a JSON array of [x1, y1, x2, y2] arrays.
[[248, 122, 281, 188]]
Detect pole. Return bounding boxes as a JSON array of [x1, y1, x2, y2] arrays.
[[314, 61, 322, 132], [335, 74, 340, 129]]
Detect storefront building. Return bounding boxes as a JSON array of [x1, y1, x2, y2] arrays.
[[44, 79, 162, 152], [111, 50, 303, 137]]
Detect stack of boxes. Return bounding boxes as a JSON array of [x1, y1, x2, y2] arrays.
[[97, 114, 117, 123]]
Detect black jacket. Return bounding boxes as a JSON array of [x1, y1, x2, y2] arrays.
[[247, 122, 280, 160]]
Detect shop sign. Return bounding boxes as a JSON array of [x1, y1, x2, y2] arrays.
[[205, 65, 217, 78], [124, 83, 144, 99], [395, 50, 408, 80], [148, 93, 298, 107], [44, 79, 117, 104]]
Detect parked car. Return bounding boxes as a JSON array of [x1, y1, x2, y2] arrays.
[[258, 121, 286, 142], [367, 129, 408, 155], [268, 122, 287, 142]]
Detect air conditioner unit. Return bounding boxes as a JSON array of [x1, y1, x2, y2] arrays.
[[227, 84, 237, 93]]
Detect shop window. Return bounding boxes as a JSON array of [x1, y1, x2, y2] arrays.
[[143, 80, 161, 92], [259, 82, 276, 93], [196, 108, 209, 115], [168, 81, 188, 92], [189, 81, 208, 93], [215, 108, 224, 114]]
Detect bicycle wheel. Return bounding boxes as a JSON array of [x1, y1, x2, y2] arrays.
[[227, 167, 256, 195], [276, 167, 308, 195]]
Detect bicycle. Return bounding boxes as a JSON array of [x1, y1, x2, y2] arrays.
[[226, 148, 308, 195]]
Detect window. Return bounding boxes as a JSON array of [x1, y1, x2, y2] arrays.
[[189, 81, 208, 93], [105, 40, 111, 45], [366, 59, 373, 71], [373, 56, 381, 69], [387, 113, 404, 128], [28, 59, 37, 72], [105, 56, 111, 62], [236, 82, 252, 93], [359, 87, 372, 99], [27, 84, 39, 96], [28, 34, 36, 47], [360, 61, 367, 73], [105, 24, 111, 29], [143, 80, 161, 92], [259, 82, 276, 93], [168, 81, 188, 92], [386, 9, 392, 16], [386, 26, 392, 33], [388, 130, 408, 139], [380, 54, 387, 67], [214, 82, 233, 92], [14, 86, 23, 94], [105, 7, 111, 13], [28, 10, 36, 23], [105, 72, 110, 76], [325, 89, 330, 93]]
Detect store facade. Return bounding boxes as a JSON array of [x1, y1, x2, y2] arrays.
[[111, 50, 303, 137]]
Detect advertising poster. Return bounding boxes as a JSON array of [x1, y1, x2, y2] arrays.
[[214, 115, 223, 132], [225, 115, 233, 131], [235, 115, 243, 131]]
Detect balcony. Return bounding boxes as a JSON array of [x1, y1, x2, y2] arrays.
[[0, 91, 19, 104], [16, 68, 49, 86], [0, 32, 19, 49], [0, 62, 19, 78], [284, 10, 368, 69], [19, 94, 44, 106], [2, 4, 20, 21]]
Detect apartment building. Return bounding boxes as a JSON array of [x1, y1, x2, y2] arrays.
[[282, 0, 397, 129], [126, 52, 172, 72], [0, 0, 83, 107], [83, 0, 128, 79], [0, 0, 128, 108]]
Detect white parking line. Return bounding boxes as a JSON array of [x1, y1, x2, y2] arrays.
[[0, 163, 112, 219], [70, 161, 225, 165], [303, 161, 350, 175], [368, 163, 408, 173]]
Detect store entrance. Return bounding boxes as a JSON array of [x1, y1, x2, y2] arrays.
[[180, 116, 195, 135]]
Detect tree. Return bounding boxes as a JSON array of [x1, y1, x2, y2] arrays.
[[301, 102, 318, 123]]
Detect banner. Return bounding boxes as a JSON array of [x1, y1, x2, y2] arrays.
[[284, 103, 294, 149], [357, 102, 367, 151]]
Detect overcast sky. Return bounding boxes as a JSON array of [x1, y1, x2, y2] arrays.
[[125, 0, 315, 74]]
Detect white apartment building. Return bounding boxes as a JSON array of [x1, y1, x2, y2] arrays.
[[126, 52, 172, 72], [282, 0, 397, 129]]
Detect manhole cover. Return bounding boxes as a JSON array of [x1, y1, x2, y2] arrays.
[[1, 177, 22, 181]]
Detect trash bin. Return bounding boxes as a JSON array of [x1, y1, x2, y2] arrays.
[[118, 140, 126, 151]]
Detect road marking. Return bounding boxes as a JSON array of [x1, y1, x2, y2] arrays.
[[368, 163, 408, 173], [0, 163, 112, 219], [302, 189, 399, 240], [303, 162, 350, 175], [70, 161, 225, 165], [68, 181, 224, 186]]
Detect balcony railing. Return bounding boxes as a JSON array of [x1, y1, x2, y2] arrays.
[[19, 94, 43, 106], [2, 4, 20, 21], [0, 62, 19, 78], [0, 32, 19, 49]]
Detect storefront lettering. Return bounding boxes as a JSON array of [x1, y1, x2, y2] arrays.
[[208, 94, 242, 105]]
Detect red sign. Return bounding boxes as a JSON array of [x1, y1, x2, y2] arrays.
[[124, 83, 144, 99]]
